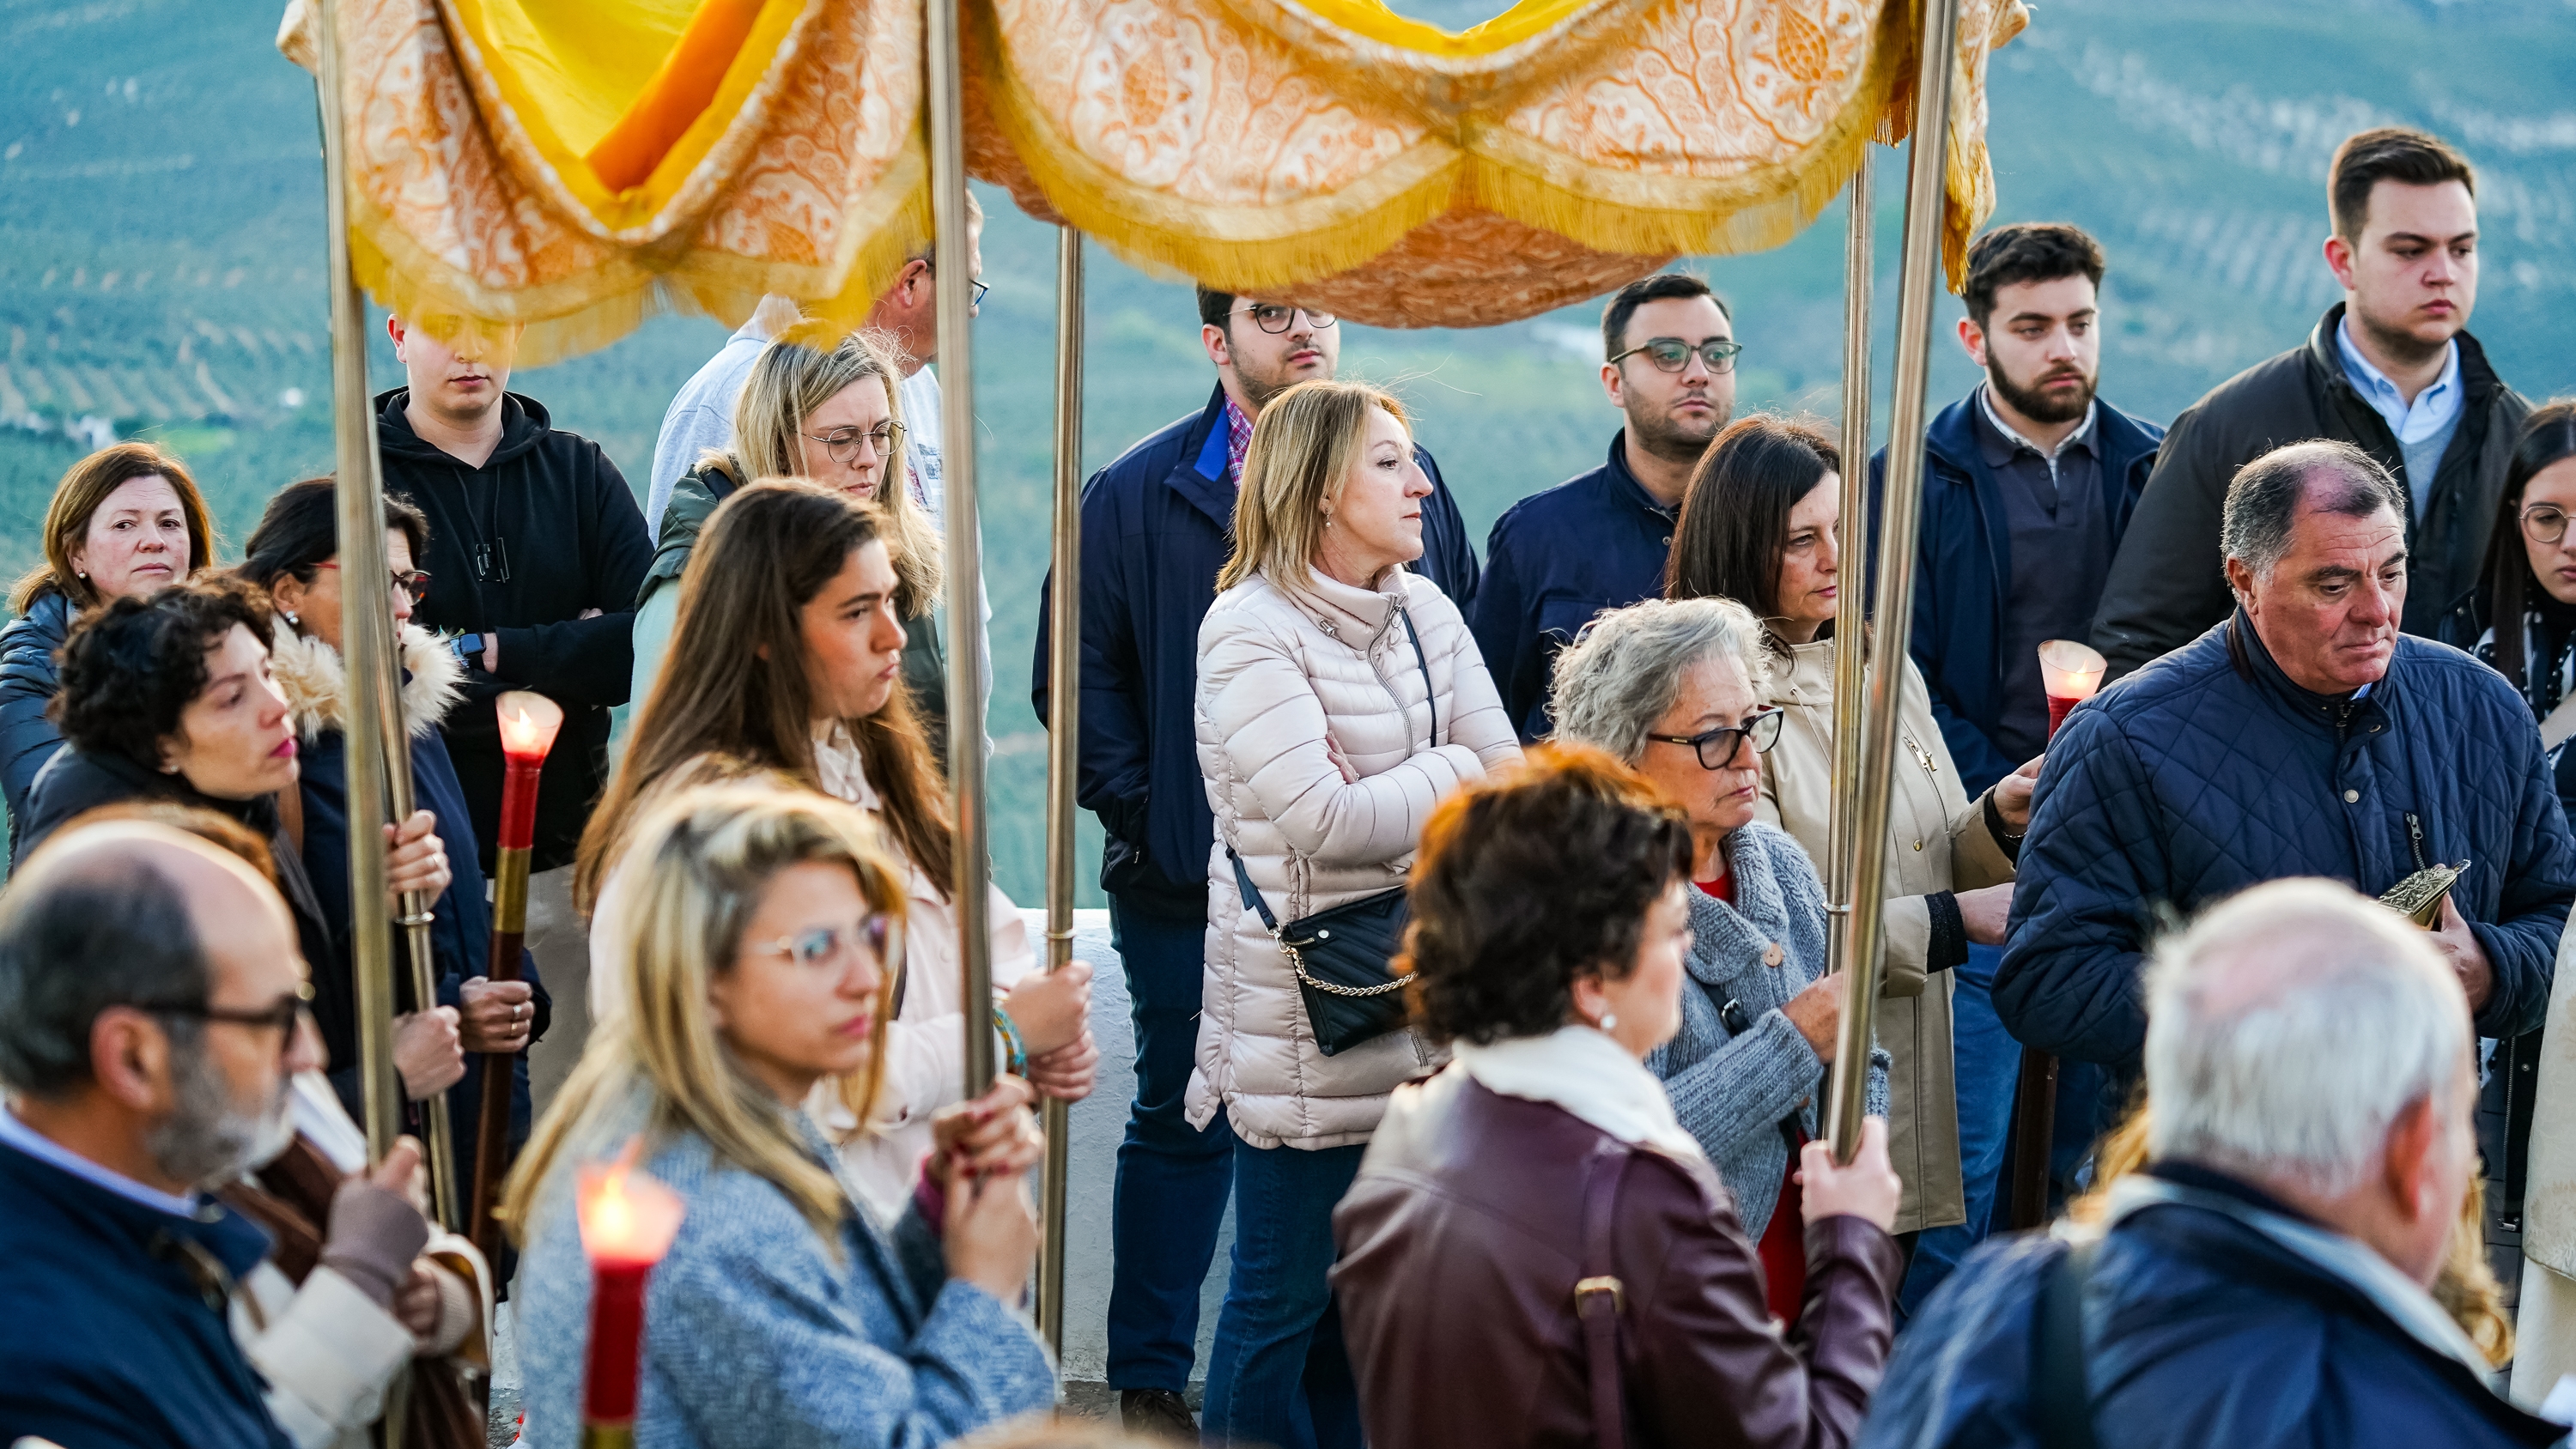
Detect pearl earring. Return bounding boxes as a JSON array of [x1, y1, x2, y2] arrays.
[[282, 609, 301, 628], [1596, 1011, 1618, 1032]]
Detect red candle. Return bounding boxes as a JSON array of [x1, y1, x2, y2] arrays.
[[495, 691, 566, 852], [576, 1140, 685, 1433], [2038, 640, 2106, 740]]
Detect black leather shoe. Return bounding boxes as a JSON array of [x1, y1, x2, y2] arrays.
[[1119, 1387, 1198, 1442]]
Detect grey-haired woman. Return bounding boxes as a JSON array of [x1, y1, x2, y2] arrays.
[[1549, 594, 1886, 1325]]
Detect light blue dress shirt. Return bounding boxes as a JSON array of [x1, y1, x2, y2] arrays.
[[2336, 317, 2463, 523], [0, 1101, 203, 1217]]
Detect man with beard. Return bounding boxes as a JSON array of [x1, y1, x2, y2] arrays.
[[1473, 271, 1737, 741], [1030, 287, 1476, 1441], [1866, 223, 2161, 1312], [0, 822, 437, 1448], [1872, 224, 2164, 797], [2093, 128, 2526, 681]]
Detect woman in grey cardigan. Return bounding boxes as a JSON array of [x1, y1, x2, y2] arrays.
[[1550, 597, 1886, 1313], [503, 785, 1055, 1447]]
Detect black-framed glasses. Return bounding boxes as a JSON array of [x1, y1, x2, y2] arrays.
[[1232, 303, 1337, 334], [1609, 336, 1744, 375], [1644, 707, 1783, 769], [141, 980, 314, 1058], [316, 562, 431, 603], [803, 421, 908, 466], [923, 262, 988, 309], [2523, 503, 2570, 547], [753, 915, 898, 973]]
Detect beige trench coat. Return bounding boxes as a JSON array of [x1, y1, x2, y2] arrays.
[[1756, 636, 2015, 1234]]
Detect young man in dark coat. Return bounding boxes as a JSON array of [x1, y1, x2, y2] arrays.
[[2092, 127, 2529, 681], [1473, 271, 1735, 743], [1029, 286, 1478, 1440], [1864, 881, 2564, 1449], [376, 315, 650, 1113]]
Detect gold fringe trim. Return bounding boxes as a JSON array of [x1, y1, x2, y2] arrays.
[[350, 135, 932, 367]]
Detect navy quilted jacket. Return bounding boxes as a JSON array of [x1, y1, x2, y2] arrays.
[[1996, 613, 2576, 1070]]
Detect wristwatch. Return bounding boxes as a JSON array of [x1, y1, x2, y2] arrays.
[[449, 634, 481, 672]]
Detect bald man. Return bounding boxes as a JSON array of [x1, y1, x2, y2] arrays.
[[0, 824, 339, 1447]]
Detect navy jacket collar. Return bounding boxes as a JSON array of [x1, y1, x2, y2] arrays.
[[1, 1135, 271, 1294], [1603, 431, 1679, 520], [1927, 388, 2161, 495], [1166, 384, 1240, 530], [2226, 609, 2396, 737]]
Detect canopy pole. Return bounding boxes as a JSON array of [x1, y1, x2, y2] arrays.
[[1821, 153, 1874, 996], [380, 664, 460, 1232], [314, 0, 403, 1175], [1827, 0, 1959, 1166], [926, 0, 994, 1096], [1034, 225, 1084, 1359]]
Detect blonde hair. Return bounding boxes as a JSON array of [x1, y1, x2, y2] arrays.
[[710, 321, 942, 619], [1216, 379, 1409, 592], [502, 782, 906, 1246]]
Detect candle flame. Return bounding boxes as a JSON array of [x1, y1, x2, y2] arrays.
[[2038, 639, 2107, 702], [495, 690, 567, 761], [577, 1136, 685, 1266]]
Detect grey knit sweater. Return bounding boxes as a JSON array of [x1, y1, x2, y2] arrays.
[[1647, 820, 1890, 1241]]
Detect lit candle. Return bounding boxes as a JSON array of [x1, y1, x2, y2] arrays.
[[2038, 640, 2107, 739], [470, 691, 567, 1262], [576, 1139, 685, 1445]]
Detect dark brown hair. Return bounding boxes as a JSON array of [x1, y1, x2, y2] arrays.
[[2476, 400, 2576, 686], [1962, 223, 2105, 328], [10, 441, 219, 615], [1600, 271, 1730, 361], [578, 481, 951, 912], [52, 575, 276, 769], [2330, 128, 2476, 243], [236, 476, 431, 592], [1404, 743, 1694, 1046], [1665, 413, 1842, 655]]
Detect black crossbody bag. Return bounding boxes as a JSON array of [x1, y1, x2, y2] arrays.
[[1224, 610, 1435, 1057]]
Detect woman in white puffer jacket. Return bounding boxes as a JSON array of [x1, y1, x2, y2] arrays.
[[1191, 379, 1520, 1449]]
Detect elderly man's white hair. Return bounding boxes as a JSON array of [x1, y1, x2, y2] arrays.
[[2144, 877, 2470, 1199], [1547, 596, 1770, 762]]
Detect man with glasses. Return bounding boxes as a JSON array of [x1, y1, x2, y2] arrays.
[[1030, 283, 1477, 1441], [1473, 272, 1739, 743], [0, 821, 440, 1447]]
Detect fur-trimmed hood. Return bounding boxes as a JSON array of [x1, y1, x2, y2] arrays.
[[270, 623, 465, 743]]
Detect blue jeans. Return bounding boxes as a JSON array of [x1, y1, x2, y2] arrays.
[[1200, 1139, 1365, 1449], [1107, 898, 1239, 1391], [1899, 943, 2020, 1313]]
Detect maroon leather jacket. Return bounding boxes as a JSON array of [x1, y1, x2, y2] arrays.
[[1330, 1067, 1903, 1449]]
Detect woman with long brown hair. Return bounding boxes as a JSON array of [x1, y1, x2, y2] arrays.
[[580, 480, 1091, 1216], [1, 441, 220, 853], [1667, 413, 2038, 1311]]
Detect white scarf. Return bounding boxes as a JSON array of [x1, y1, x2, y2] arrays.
[[1452, 1025, 1704, 1161]]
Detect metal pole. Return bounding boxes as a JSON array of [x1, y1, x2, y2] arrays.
[[1827, 0, 1959, 1165], [925, 0, 994, 1096], [1820, 154, 1874, 991], [378, 735, 460, 1231], [1034, 225, 1084, 1359], [314, 0, 403, 1173]]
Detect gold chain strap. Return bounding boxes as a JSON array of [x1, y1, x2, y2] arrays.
[[1280, 938, 1415, 997]]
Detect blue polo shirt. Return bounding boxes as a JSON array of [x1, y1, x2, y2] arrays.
[[1472, 432, 1680, 741]]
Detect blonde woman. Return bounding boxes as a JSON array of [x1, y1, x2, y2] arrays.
[[629, 323, 956, 758], [1192, 379, 1520, 1448], [580, 482, 1092, 1220], [507, 784, 1054, 1446]]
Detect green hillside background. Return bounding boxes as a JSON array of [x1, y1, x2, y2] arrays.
[[3, 0, 2570, 903]]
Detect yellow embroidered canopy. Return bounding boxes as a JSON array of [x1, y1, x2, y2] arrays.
[[283, 0, 2024, 361]]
